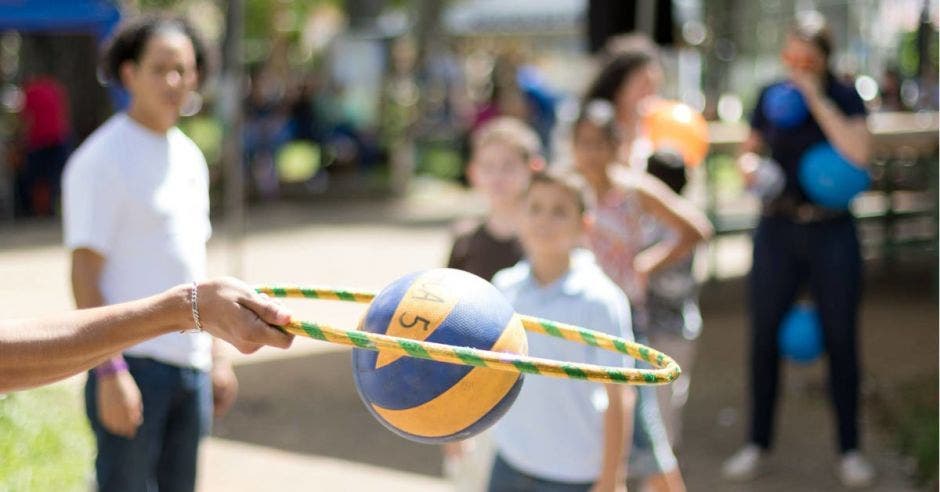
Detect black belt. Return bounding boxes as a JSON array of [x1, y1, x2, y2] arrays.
[[762, 197, 850, 224]]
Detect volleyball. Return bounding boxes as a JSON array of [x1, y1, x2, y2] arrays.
[[352, 268, 528, 443]]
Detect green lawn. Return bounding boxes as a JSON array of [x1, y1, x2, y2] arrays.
[[0, 385, 94, 491], [892, 376, 939, 487]]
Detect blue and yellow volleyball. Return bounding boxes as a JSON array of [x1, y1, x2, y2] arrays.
[[352, 268, 527, 443]]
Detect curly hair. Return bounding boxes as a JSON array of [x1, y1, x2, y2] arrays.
[[100, 14, 209, 88]]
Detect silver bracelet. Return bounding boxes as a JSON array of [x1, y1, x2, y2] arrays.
[[189, 281, 203, 333]]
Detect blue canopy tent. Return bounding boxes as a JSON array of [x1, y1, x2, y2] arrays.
[[0, 0, 123, 222], [0, 0, 126, 107], [0, 0, 122, 39]]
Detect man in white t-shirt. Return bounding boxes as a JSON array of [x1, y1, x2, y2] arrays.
[[62, 16, 235, 491]]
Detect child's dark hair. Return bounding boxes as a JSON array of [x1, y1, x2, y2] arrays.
[[101, 14, 209, 88], [527, 168, 594, 215], [574, 99, 619, 143], [646, 148, 688, 194], [583, 50, 654, 103]]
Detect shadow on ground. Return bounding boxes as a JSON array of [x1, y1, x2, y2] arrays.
[[213, 262, 937, 489], [213, 349, 444, 477]]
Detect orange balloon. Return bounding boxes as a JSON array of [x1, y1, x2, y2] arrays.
[[642, 100, 709, 167]]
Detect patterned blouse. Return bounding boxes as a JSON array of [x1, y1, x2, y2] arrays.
[[587, 182, 647, 310]]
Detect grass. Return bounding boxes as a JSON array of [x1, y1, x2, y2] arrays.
[[872, 373, 939, 488], [0, 385, 94, 491], [890, 376, 939, 487]]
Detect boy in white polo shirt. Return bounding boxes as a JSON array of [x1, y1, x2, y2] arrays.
[[62, 15, 233, 492], [489, 170, 636, 492]]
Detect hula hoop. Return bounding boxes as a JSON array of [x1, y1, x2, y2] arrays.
[[257, 285, 681, 385]]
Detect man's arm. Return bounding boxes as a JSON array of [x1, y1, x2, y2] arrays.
[[71, 247, 149, 437], [71, 248, 107, 309], [0, 277, 293, 393], [72, 248, 125, 370]]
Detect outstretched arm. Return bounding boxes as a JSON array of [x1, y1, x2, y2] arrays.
[[0, 277, 293, 393]]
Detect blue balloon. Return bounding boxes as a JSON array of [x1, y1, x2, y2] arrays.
[[798, 142, 871, 208], [779, 305, 824, 363], [762, 83, 809, 129]]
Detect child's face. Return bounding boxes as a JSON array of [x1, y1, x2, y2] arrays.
[[468, 142, 532, 205], [519, 181, 585, 260], [573, 122, 617, 180]]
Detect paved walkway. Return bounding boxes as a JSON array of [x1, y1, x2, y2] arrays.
[[0, 180, 934, 491]]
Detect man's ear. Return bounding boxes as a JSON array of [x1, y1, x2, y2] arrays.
[[119, 61, 136, 89]]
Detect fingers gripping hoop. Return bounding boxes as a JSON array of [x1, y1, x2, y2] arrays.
[[257, 286, 681, 385]]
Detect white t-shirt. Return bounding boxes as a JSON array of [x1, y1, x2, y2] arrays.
[[63, 113, 213, 370], [490, 250, 635, 483]]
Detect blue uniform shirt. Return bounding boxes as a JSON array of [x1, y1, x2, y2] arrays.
[[750, 77, 868, 205]]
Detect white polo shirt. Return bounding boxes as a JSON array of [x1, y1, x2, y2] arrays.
[[490, 249, 635, 483], [63, 113, 213, 370]]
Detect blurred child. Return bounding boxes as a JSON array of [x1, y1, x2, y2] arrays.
[[447, 116, 544, 281], [643, 149, 703, 449], [444, 116, 543, 491], [573, 100, 713, 492], [489, 170, 635, 492]]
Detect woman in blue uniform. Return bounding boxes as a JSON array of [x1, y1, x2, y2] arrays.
[[722, 11, 875, 488]]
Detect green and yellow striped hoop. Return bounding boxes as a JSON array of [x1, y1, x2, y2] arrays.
[[257, 285, 681, 385]]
